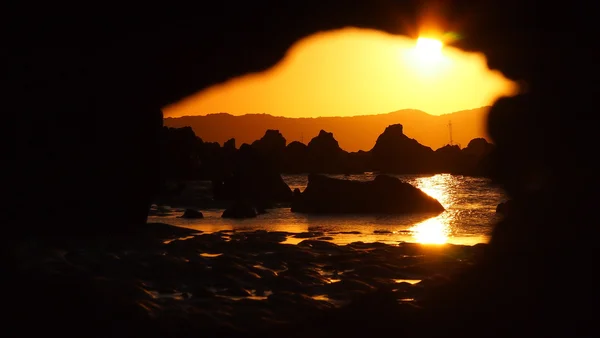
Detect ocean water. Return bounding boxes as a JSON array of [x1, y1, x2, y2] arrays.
[[148, 173, 508, 246]]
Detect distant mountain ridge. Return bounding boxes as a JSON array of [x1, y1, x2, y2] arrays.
[[163, 107, 491, 152]]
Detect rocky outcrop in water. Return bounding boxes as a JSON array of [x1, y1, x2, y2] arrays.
[[291, 174, 444, 214], [305, 130, 351, 174], [252, 129, 287, 171], [222, 201, 259, 218], [369, 124, 436, 174], [282, 141, 310, 173], [179, 209, 204, 219], [158, 124, 498, 182], [460, 138, 495, 177], [212, 144, 292, 204]]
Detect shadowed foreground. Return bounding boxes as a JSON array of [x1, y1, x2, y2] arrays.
[[11, 223, 486, 338]]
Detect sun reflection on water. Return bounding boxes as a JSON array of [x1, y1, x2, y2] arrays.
[[150, 173, 501, 246], [410, 214, 450, 244], [413, 174, 454, 208], [409, 174, 455, 244]]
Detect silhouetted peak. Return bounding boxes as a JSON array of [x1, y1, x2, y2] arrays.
[[383, 124, 404, 135], [252, 129, 286, 154], [466, 138, 489, 148], [264, 129, 284, 138], [370, 123, 434, 173], [464, 138, 493, 156], [286, 140, 307, 150], [372, 124, 410, 149], [308, 130, 341, 152], [317, 130, 333, 138], [162, 126, 201, 147], [164, 125, 197, 137], [224, 138, 236, 149], [258, 129, 286, 145], [239, 143, 253, 152], [435, 144, 461, 153], [310, 130, 337, 144]]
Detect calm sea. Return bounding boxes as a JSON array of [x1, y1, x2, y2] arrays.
[[148, 173, 508, 245]]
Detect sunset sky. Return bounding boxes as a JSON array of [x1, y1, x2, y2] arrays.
[[163, 28, 517, 118]]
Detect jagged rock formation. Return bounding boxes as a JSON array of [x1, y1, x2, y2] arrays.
[[223, 138, 236, 151], [369, 124, 436, 173], [160, 126, 203, 181], [159, 124, 497, 180], [163, 107, 491, 152], [212, 143, 292, 205], [282, 141, 310, 173], [251, 129, 287, 171], [305, 130, 349, 173]]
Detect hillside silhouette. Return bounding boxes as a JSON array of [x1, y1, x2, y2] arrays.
[[163, 107, 490, 151]]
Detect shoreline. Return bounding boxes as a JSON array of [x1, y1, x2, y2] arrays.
[[11, 222, 488, 337], [149, 173, 502, 247], [149, 212, 493, 246]]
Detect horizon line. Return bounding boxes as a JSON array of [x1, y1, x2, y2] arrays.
[[164, 105, 491, 120]]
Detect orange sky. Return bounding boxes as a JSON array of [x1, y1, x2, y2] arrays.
[[163, 28, 517, 118]]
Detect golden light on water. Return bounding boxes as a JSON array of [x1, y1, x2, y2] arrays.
[[150, 174, 496, 246], [411, 214, 450, 244], [413, 174, 453, 208], [410, 174, 455, 244]]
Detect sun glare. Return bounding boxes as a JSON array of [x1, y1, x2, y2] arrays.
[[163, 28, 518, 120], [414, 37, 444, 63], [403, 36, 448, 78], [409, 174, 454, 244], [411, 215, 450, 244]]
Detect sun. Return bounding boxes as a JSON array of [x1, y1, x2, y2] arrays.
[[402, 36, 447, 77], [414, 37, 444, 62]]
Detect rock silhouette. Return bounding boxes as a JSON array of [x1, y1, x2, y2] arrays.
[[212, 143, 292, 205], [223, 138, 236, 151], [370, 124, 435, 173], [160, 126, 204, 181], [305, 130, 350, 174], [251, 129, 287, 171], [163, 107, 491, 152], [178, 209, 204, 219], [160, 123, 496, 182], [282, 141, 310, 173], [291, 174, 445, 214], [221, 201, 259, 219], [433, 144, 464, 173]]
